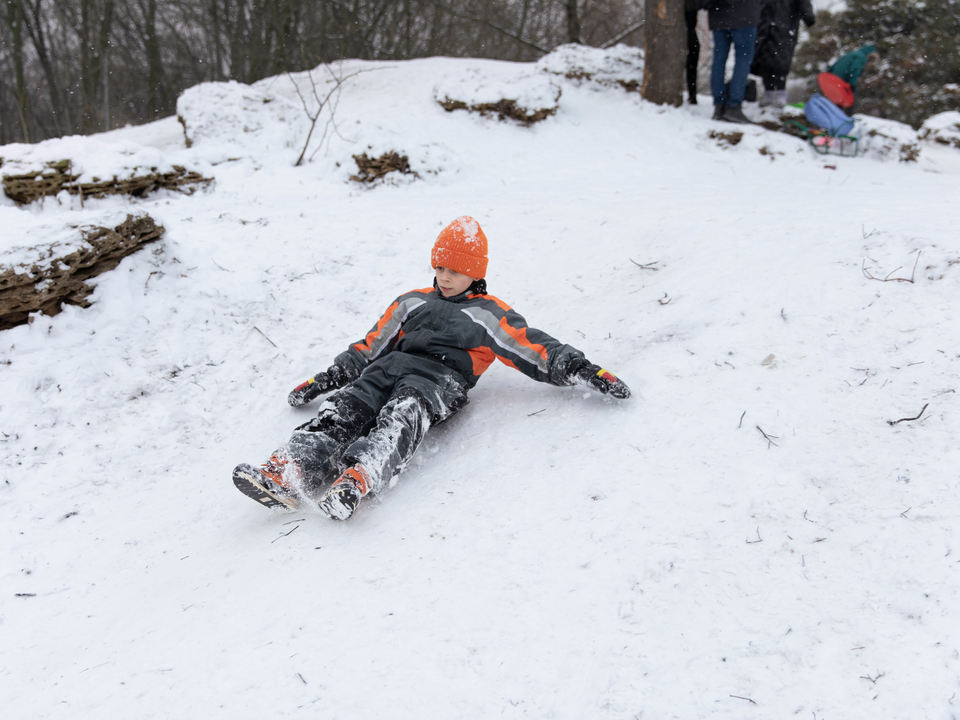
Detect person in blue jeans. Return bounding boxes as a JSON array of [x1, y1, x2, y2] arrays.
[[706, 0, 761, 123]]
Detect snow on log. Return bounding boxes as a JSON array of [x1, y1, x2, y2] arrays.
[[433, 64, 561, 126], [918, 111, 960, 150], [536, 43, 644, 93], [0, 214, 164, 330], [1, 160, 212, 205]]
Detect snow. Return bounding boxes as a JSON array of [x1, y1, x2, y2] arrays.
[[433, 60, 562, 112], [536, 42, 644, 89], [2, 47, 960, 719], [920, 111, 960, 149]]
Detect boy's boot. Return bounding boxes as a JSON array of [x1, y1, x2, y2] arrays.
[[712, 103, 725, 121], [318, 464, 371, 521], [232, 455, 299, 511]]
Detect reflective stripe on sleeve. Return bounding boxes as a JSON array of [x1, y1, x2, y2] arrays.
[[357, 298, 427, 361], [460, 307, 548, 373]]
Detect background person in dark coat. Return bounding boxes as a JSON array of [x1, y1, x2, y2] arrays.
[[707, 0, 762, 123], [751, 0, 816, 108], [685, 0, 702, 104]]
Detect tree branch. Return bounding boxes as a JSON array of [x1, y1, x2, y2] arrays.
[[887, 403, 929, 426]]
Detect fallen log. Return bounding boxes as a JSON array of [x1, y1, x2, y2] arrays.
[[436, 97, 557, 125], [2, 160, 212, 205], [350, 152, 418, 183], [0, 214, 165, 330]]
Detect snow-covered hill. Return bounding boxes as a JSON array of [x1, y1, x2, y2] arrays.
[[2, 47, 959, 719]]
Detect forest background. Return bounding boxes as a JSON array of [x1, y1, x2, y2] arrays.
[[0, 0, 958, 146]]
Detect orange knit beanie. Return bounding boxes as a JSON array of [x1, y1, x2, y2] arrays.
[[431, 216, 488, 279]]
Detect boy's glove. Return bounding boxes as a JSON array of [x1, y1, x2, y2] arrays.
[[567, 358, 631, 399], [287, 364, 350, 407]]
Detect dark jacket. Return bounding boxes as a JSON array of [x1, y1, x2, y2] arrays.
[[706, 0, 761, 31], [335, 285, 586, 392], [751, 0, 815, 78]]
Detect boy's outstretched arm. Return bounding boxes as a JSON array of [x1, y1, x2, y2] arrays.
[[565, 357, 631, 399], [479, 300, 630, 400], [287, 364, 351, 407]]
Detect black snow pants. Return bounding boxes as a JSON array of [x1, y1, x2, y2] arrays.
[[276, 352, 468, 495]]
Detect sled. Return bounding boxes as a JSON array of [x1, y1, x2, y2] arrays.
[[783, 94, 860, 157]]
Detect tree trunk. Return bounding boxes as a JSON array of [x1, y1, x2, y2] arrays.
[[7, 0, 32, 142], [641, 0, 685, 107], [565, 0, 581, 44], [78, 0, 115, 133], [100, 0, 114, 131], [23, 0, 68, 136], [144, 0, 163, 120], [80, 0, 95, 132], [231, 0, 250, 81]]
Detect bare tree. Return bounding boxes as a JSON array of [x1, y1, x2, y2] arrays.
[[0, 0, 650, 144], [641, 0, 684, 106], [565, 0, 581, 43], [5, 0, 31, 141]]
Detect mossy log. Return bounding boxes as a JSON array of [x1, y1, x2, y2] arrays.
[[0, 214, 165, 330]]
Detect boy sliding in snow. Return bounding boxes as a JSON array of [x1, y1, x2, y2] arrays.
[[232, 216, 631, 520]]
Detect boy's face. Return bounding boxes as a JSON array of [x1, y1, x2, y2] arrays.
[[435, 266, 475, 297]]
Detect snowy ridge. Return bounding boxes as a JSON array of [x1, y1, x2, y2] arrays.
[[2, 47, 960, 719], [432, 61, 562, 112]]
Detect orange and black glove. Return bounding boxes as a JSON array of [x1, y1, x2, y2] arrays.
[[287, 364, 349, 407], [567, 358, 631, 399]]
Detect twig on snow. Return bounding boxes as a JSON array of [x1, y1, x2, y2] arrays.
[[271, 525, 299, 543], [730, 695, 757, 704], [746, 527, 763, 544], [629, 258, 660, 271], [887, 403, 928, 426], [254, 326, 278, 348], [756, 426, 779, 448], [738, 411, 746, 429], [861, 251, 921, 284]]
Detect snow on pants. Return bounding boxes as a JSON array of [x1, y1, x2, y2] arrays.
[[277, 352, 468, 494]]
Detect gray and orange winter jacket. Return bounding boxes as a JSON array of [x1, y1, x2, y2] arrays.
[[334, 283, 586, 392]]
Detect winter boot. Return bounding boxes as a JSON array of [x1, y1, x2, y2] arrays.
[[712, 104, 726, 121], [768, 89, 788, 109], [232, 455, 299, 511], [722, 104, 753, 124], [318, 465, 371, 521]]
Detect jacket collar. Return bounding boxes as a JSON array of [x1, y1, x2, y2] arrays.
[[432, 277, 487, 302]]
